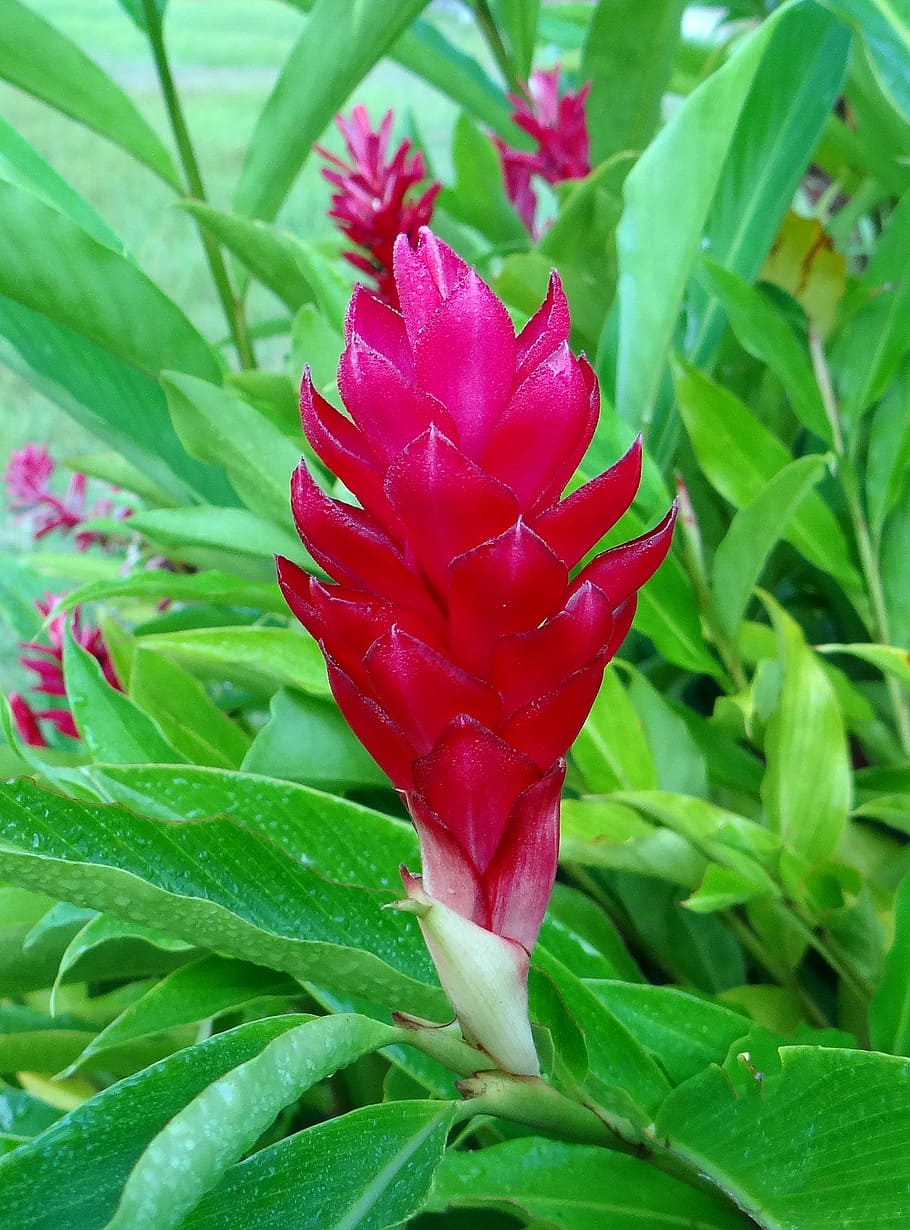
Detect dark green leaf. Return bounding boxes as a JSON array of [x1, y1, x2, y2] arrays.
[[439, 114, 526, 246]]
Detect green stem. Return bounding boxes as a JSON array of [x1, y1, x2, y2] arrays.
[[141, 0, 256, 369], [809, 330, 910, 754], [787, 906, 873, 1004], [470, 0, 520, 92]]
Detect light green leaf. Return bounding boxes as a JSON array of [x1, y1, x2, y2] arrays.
[[870, 870, 910, 1054], [698, 260, 830, 440], [572, 665, 657, 794], [829, 0, 910, 121], [0, 774, 443, 1017], [817, 642, 910, 690], [438, 113, 526, 246], [761, 597, 852, 866], [0, 181, 220, 384], [136, 626, 329, 698], [542, 883, 643, 983], [866, 367, 910, 535], [106, 1015, 399, 1230], [625, 668, 708, 796], [711, 455, 829, 639], [581, 0, 684, 164], [114, 506, 305, 564], [235, 0, 431, 221], [488, 0, 538, 79], [429, 1137, 745, 1228], [684, 862, 774, 913], [0, 1015, 309, 1229], [183, 1100, 456, 1230], [163, 371, 302, 528], [53, 570, 288, 619], [62, 625, 186, 765], [560, 798, 707, 887], [0, 0, 179, 187], [673, 356, 866, 613], [657, 1046, 910, 1230]]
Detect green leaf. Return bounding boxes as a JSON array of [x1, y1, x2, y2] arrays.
[[392, 19, 518, 141], [581, 0, 684, 164], [866, 367, 910, 535], [541, 883, 643, 983], [572, 665, 658, 793], [176, 203, 318, 312], [488, 0, 538, 79], [657, 1046, 910, 1230], [429, 1137, 745, 1229], [0, 0, 179, 187], [62, 624, 186, 765], [673, 356, 866, 611], [0, 182, 219, 383], [136, 626, 329, 698], [438, 113, 526, 247], [870, 870, 910, 1054], [116, 0, 168, 34], [830, 188, 910, 428], [0, 1015, 308, 1229], [817, 642, 910, 690], [760, 597, 852, 866], [625, 668, 708, 796], [74, 956, 297, 1068], [0, 1087, 60, 1155], [235, 0, 432, 221], [183, 1100, 456, 1230], [586, 982, 751, 1086], [106, 1015, 399, 1230], [53, 570, 288, 618], [115, 506, 305, 564], [614, 5, 788, 430], [0, 774, 443, 1017], [711, 455, 829, 639], [829, 0, 910, 121], [242, 686, 388, 789], [698, 260, 830, 440], [129, 650, 251, 768], [0, 115, 122, 252], [560, 798, 707, 887], [163, 371, 302, 528]]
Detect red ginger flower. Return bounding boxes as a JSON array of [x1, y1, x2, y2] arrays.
[[11, 594, 120, 747], [495, 66, 592, 234], [317, 106, 441, 310], [4, 443, 130, 549], [277, 229, 675, 1073]]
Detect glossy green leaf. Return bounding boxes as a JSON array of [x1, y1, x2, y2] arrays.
[[0, 774, 443, 1017], [541, 883, 643, 983], [870, 870, 910, 1054], [0, 1087, 60, 1155], [829, 0, 910, 121], [0, 0, 179, 187], [673, 357, 866, 610], [107, 1015, 398, 1230], [0, 182, 220, 384], [614, 5, 787, 429], [572, 665, 657, 793], [163, 371, 302, 529], [184, 1100, 456, 1230], [581, 0, 684, 163], [429, 1137, 745, 1229], [698, 260, 830, 440], [242, 686, 388, 789], [817, 642, 910, 690], [75, 957, 298, 1068], [586, 983, 751, 1086], [129, 649, 251, 768], [177, 203, 318, 312], [0, 1015, 309, 1230], [711, 455, 829, 639], [114, 506, 304, 564], [135, 626, 329, 697], [392, 20, 518, 141], [830, 188, 910, 427], [54, 569, 288, 618], [0, 116, 122, 251], [62, 625, 185, 765], [658, 1046, 910, 1230], [761, 598, 852, 866], [235, 0, 431, 221]]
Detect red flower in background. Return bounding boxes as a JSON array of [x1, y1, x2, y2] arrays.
[[3, 443, 131, 550], [495, 66, 592, 235], [278, 229, 675, 1074], [10, 594, 120, 747], [317, 106, 441, 309]]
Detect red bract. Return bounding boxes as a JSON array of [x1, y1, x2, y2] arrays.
[[317, 106, 441, 309], [495, 66, 592, 234], [278, 229, 675, 1073], [11, 594, 121, 747]]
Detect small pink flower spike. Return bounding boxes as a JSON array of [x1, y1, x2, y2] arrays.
[[278, 229, 676, 1074], [317, 106, 441, 309], [494, 66, 592, 235]]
